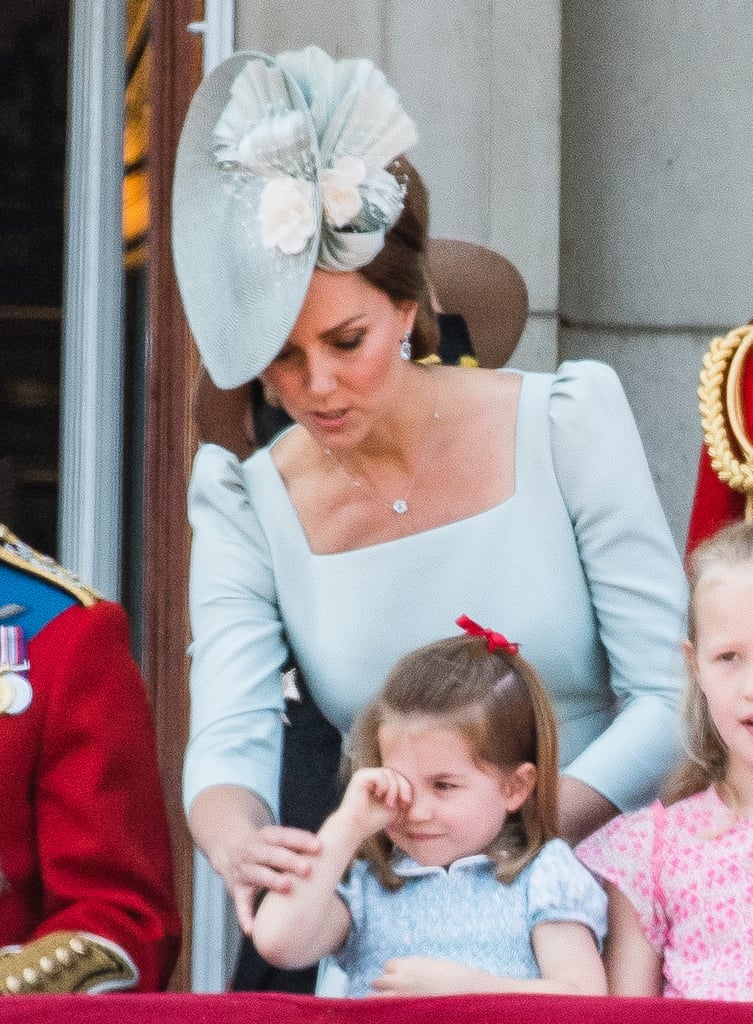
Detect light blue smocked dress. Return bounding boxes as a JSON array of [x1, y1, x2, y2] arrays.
[[333, 839, 607, 996]]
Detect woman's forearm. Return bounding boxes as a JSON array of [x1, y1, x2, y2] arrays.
[[558, 776, 618, 846]]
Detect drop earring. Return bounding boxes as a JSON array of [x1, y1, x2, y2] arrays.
[[399, 330, 412, 361]]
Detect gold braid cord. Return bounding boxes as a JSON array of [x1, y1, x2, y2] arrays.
[[0, 525, 101, 607], [698, 323, 753, 520]]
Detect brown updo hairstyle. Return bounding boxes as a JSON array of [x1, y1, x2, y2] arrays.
[[358, 157, 439, 360], [346, 633, 559, 891]]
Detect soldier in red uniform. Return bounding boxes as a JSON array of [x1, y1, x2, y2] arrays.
[[0, 524, 181, 994]]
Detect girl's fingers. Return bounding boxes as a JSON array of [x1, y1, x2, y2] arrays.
[[362, 767, 398, 806], [394, 772, 413, 805], [379, 768, 400, 807], [348, 766, 413, 818], [381, 768, 412, 805]]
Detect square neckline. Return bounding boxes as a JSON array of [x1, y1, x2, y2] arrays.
[[253, 368, 527, 558]]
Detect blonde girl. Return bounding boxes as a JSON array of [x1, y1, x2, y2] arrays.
[[577, 520, 753, 1000], [253, 617, 607, 997]]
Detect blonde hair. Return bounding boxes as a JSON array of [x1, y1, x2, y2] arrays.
[[346, 633, 559, 890], [666, 520, 753, 804]]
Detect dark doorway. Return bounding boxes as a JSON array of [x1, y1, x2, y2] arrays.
[[0, 3, 69, 556]]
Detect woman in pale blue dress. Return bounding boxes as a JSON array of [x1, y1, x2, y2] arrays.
[[172, 45, 688, 989]]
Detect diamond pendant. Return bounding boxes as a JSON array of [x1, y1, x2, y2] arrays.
[[392, 499, 408, 514]]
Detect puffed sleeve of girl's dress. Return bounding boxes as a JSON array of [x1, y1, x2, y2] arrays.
[[185, 443, 288, 820], [550, 361, 688, 811], [35, 601, 182, 991], [526, 839, 608, 947]]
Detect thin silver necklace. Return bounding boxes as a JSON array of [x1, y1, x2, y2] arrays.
[[325, 407, 441, 515]]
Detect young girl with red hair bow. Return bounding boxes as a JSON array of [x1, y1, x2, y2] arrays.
[[253, 618, 607, 997]]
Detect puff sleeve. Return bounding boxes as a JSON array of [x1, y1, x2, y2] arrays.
[[527, 840, 607, 947]]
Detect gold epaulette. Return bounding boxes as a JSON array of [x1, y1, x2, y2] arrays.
[[0, 525, 101, 608], [698, 323, 753, 520]]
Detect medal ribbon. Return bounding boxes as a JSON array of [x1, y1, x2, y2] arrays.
[[0, 625, 29, 672], [0, 625, 32, 715]]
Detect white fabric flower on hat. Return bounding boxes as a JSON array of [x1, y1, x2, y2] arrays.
[[320, 155, 366, 228], [258, 175, 317, 255]]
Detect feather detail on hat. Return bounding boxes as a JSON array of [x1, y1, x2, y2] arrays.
[[212, 46, 417, 270], [214, 64, 313, 179], [280, 47, 418, 252], [321, 83, 418, 173]]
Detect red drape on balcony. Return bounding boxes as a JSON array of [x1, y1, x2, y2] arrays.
[[0, 991, 748, 1023]]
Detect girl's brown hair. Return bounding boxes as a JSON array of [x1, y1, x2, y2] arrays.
[[346, 633, 559, 890], [666, 520, 753, 804], [358, 157, 439, 360]]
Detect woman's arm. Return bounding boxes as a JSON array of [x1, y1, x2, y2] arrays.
[[550, 361, 688, 814], [186, 446, 291, 822], [603, 884, 663, 996], [370, 921, 606, 996], [559, 776, 618, 846], [189, 785, 321, 935]]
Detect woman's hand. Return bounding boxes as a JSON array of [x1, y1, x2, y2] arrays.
[[336, 767, 413, 843], [221, 822, 324, 933], [188, 785, 321, 934]]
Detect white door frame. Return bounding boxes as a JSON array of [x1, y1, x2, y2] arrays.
[[62, 0, 236, 990], [59, 2, 126, 598], [183, 0, 238, 993]]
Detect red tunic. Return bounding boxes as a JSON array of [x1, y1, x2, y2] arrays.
[[685, 446, 747, 555], [0, 600, 181, 991]]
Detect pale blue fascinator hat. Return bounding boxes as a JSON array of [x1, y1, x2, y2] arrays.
[[172, 46, 418, 389]]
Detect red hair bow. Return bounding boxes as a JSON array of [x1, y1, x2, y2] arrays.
[[455, 614, 520, 655]]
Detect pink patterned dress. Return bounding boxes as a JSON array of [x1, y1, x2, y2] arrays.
[[576, 786, 753, 1001]]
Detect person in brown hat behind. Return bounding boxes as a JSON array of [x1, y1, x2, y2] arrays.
[[173, 46, 687, 994]]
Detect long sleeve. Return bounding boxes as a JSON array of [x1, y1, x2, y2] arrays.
[[549, 361, 688, 810], [185, 443, 288, 820]]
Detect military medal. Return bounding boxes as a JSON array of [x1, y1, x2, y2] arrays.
[[0, 625, 32, 715]]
